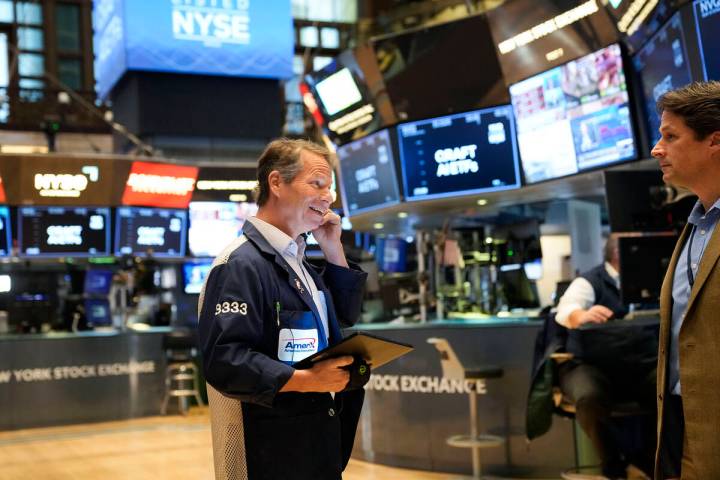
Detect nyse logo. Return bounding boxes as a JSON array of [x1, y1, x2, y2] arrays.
[[34, 166, 100, 198], [171, 0, 251, 47]]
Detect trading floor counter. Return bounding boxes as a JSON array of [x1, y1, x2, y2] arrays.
[[350, 316, 576, 478], [0, 327, 171, 430]]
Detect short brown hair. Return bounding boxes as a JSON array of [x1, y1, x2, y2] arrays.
[[254, 138, 336, 206], [656, 81, 720, 140]]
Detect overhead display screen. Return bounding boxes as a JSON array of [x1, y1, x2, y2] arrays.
[[115, 207, 187, 258], [18, 207, 111, 257], [337, 129, 401, 216], [93, 0, 294, 99], [183, 260, 213, 294], [634, 12, 693, 150], [188, 201, 257, 257], [0, 206, 11, 256], [510, 43, 637, 184], [694, 0, 720, 81], [314, 68, 364, 117], [397, 105, 521, 201]]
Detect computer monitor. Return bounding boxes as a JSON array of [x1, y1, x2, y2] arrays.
[[619, 235, 678, 304], [183, 261, 213, 295], [498, 263, 540, 309], [115, 207, 187, 258], [397, 105, 521, 201], [84, 270, 113, 296], [0, 206, 11, 256], [605, 170, 681, 232], [633, 12, 694, 151], [492, 218, 543, 264], [336, 129, 401, 216], [510, 43, 638, 184], [376, 237, 408, 273], [694, 0, 720, 81], [18, 206, 111, 257], [84, 299, 112, 327], [188, 201, 256, 257]]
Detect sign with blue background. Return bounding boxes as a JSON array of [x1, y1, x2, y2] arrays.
[[93, 0, 293, 99]]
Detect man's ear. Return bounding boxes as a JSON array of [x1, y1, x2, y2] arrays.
[[267, 170, 282, 198], [711, 131, 720, 147]]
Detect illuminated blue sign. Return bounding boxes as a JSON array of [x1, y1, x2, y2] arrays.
[[93, 0, 293, 99]]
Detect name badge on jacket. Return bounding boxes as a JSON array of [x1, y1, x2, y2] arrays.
[[278, 328, 319, 364]]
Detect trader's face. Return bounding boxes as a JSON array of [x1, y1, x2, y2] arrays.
[[651, 110, 716, 189], [278, 150, 333, 237]]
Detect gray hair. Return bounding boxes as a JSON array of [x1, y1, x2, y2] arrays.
[[253, 138, 336, 207]]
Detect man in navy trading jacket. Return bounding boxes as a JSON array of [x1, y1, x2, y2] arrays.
[[198, 138, 367, 480]]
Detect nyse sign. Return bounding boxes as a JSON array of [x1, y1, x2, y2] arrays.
[[171, 0, 251, 47]]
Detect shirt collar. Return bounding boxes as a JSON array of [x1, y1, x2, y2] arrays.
[[604, 262, 620, 285], [246, 217, 305, 261], [688, 198, 720, 225]]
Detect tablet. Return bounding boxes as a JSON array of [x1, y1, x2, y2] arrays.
[[293, 332, 414, 370]]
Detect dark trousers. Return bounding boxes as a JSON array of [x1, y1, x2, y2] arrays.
[[659, 394, 684, 479], [559, 360, 657, 478]]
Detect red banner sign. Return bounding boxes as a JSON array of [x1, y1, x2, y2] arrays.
[[0, 176, 6, 203], [121, 161, 199, 209]]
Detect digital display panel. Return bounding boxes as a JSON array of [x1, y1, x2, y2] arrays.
[[397, 105, 521, 200], [183, 260, 213, 294], [337, 129, 401, 216], [0, 206, 11, 256], [18, 207, 111, 257], [85, 299, 113, 327], [694, 0, 720, 81], [93, 0, 294, 99], [115, 207, 187, 258], [188, 201, 257, 257], [634, 12, 693, 149], [510, 44, 637, 184], [314, 68, 364, 116], [84, 270, 114, 296]]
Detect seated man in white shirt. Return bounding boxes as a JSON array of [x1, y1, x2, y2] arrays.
[[555, 236, 656, 480]]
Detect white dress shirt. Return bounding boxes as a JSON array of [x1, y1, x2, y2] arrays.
[[246, 217, 329, 340], [555, 262, 620, 328]]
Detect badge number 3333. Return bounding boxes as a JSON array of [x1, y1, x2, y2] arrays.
[[215, 302, 248, 315]]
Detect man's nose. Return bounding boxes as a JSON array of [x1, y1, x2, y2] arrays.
[[651, 141, 664, 158]]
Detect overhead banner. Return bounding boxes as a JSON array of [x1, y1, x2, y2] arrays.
[[0, 176, 6, 203], [121, 161, 199, 208]]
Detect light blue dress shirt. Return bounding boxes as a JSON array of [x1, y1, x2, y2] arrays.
[[669, 198, 720, 394]]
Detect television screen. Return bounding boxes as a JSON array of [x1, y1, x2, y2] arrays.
[[397, 105, 521, 201], [377, 237, 408, 273], [188, 201, 257, 257], [694, 0, 720, 81], [84, 270, 114, 296], [18, 207, 111, 257], [337, 129, 401, 216], [373, 13, 508, 122], [633, 12, 693, 150], [93, 0, 293, 99], [0, 206, 11, 256], [510, 44, 637, 184], [619, 235, 678, 304], [84, 299, 113, 327], [183, 260, 213, 294], [115, 207, 187, 258], [314, 68, 364, 116]]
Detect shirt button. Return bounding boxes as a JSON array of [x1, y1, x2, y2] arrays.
[[328, 408, 335, 417], [692, 263, 697, 269], [701, 230, 706, 235]]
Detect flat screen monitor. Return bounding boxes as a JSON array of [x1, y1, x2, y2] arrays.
[[510, 43, 638, 184], [633, 12, 694, 150], [337, 129, 401, 216], [498, 263, 540, 309], [376, 237, 408, 273], [183, 260, 213, 294], [397, 105, 521, 201], [0, 206, 11, 256], [314, 68, 364, 117], [84, 299, 112, 327], [115, 207, 187, 258], [188, 201, 257, 257], [605, 170, 681, 232], [18, 206, 111, 257], [84, 270, 114, 296], [373, 13, 508, 121], [694, 0, 720, 81], [619, 235, 678, 304], [493, 218, 543, 264]]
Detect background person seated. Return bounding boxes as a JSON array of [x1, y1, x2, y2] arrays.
[[555, 236, 657, 479]]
